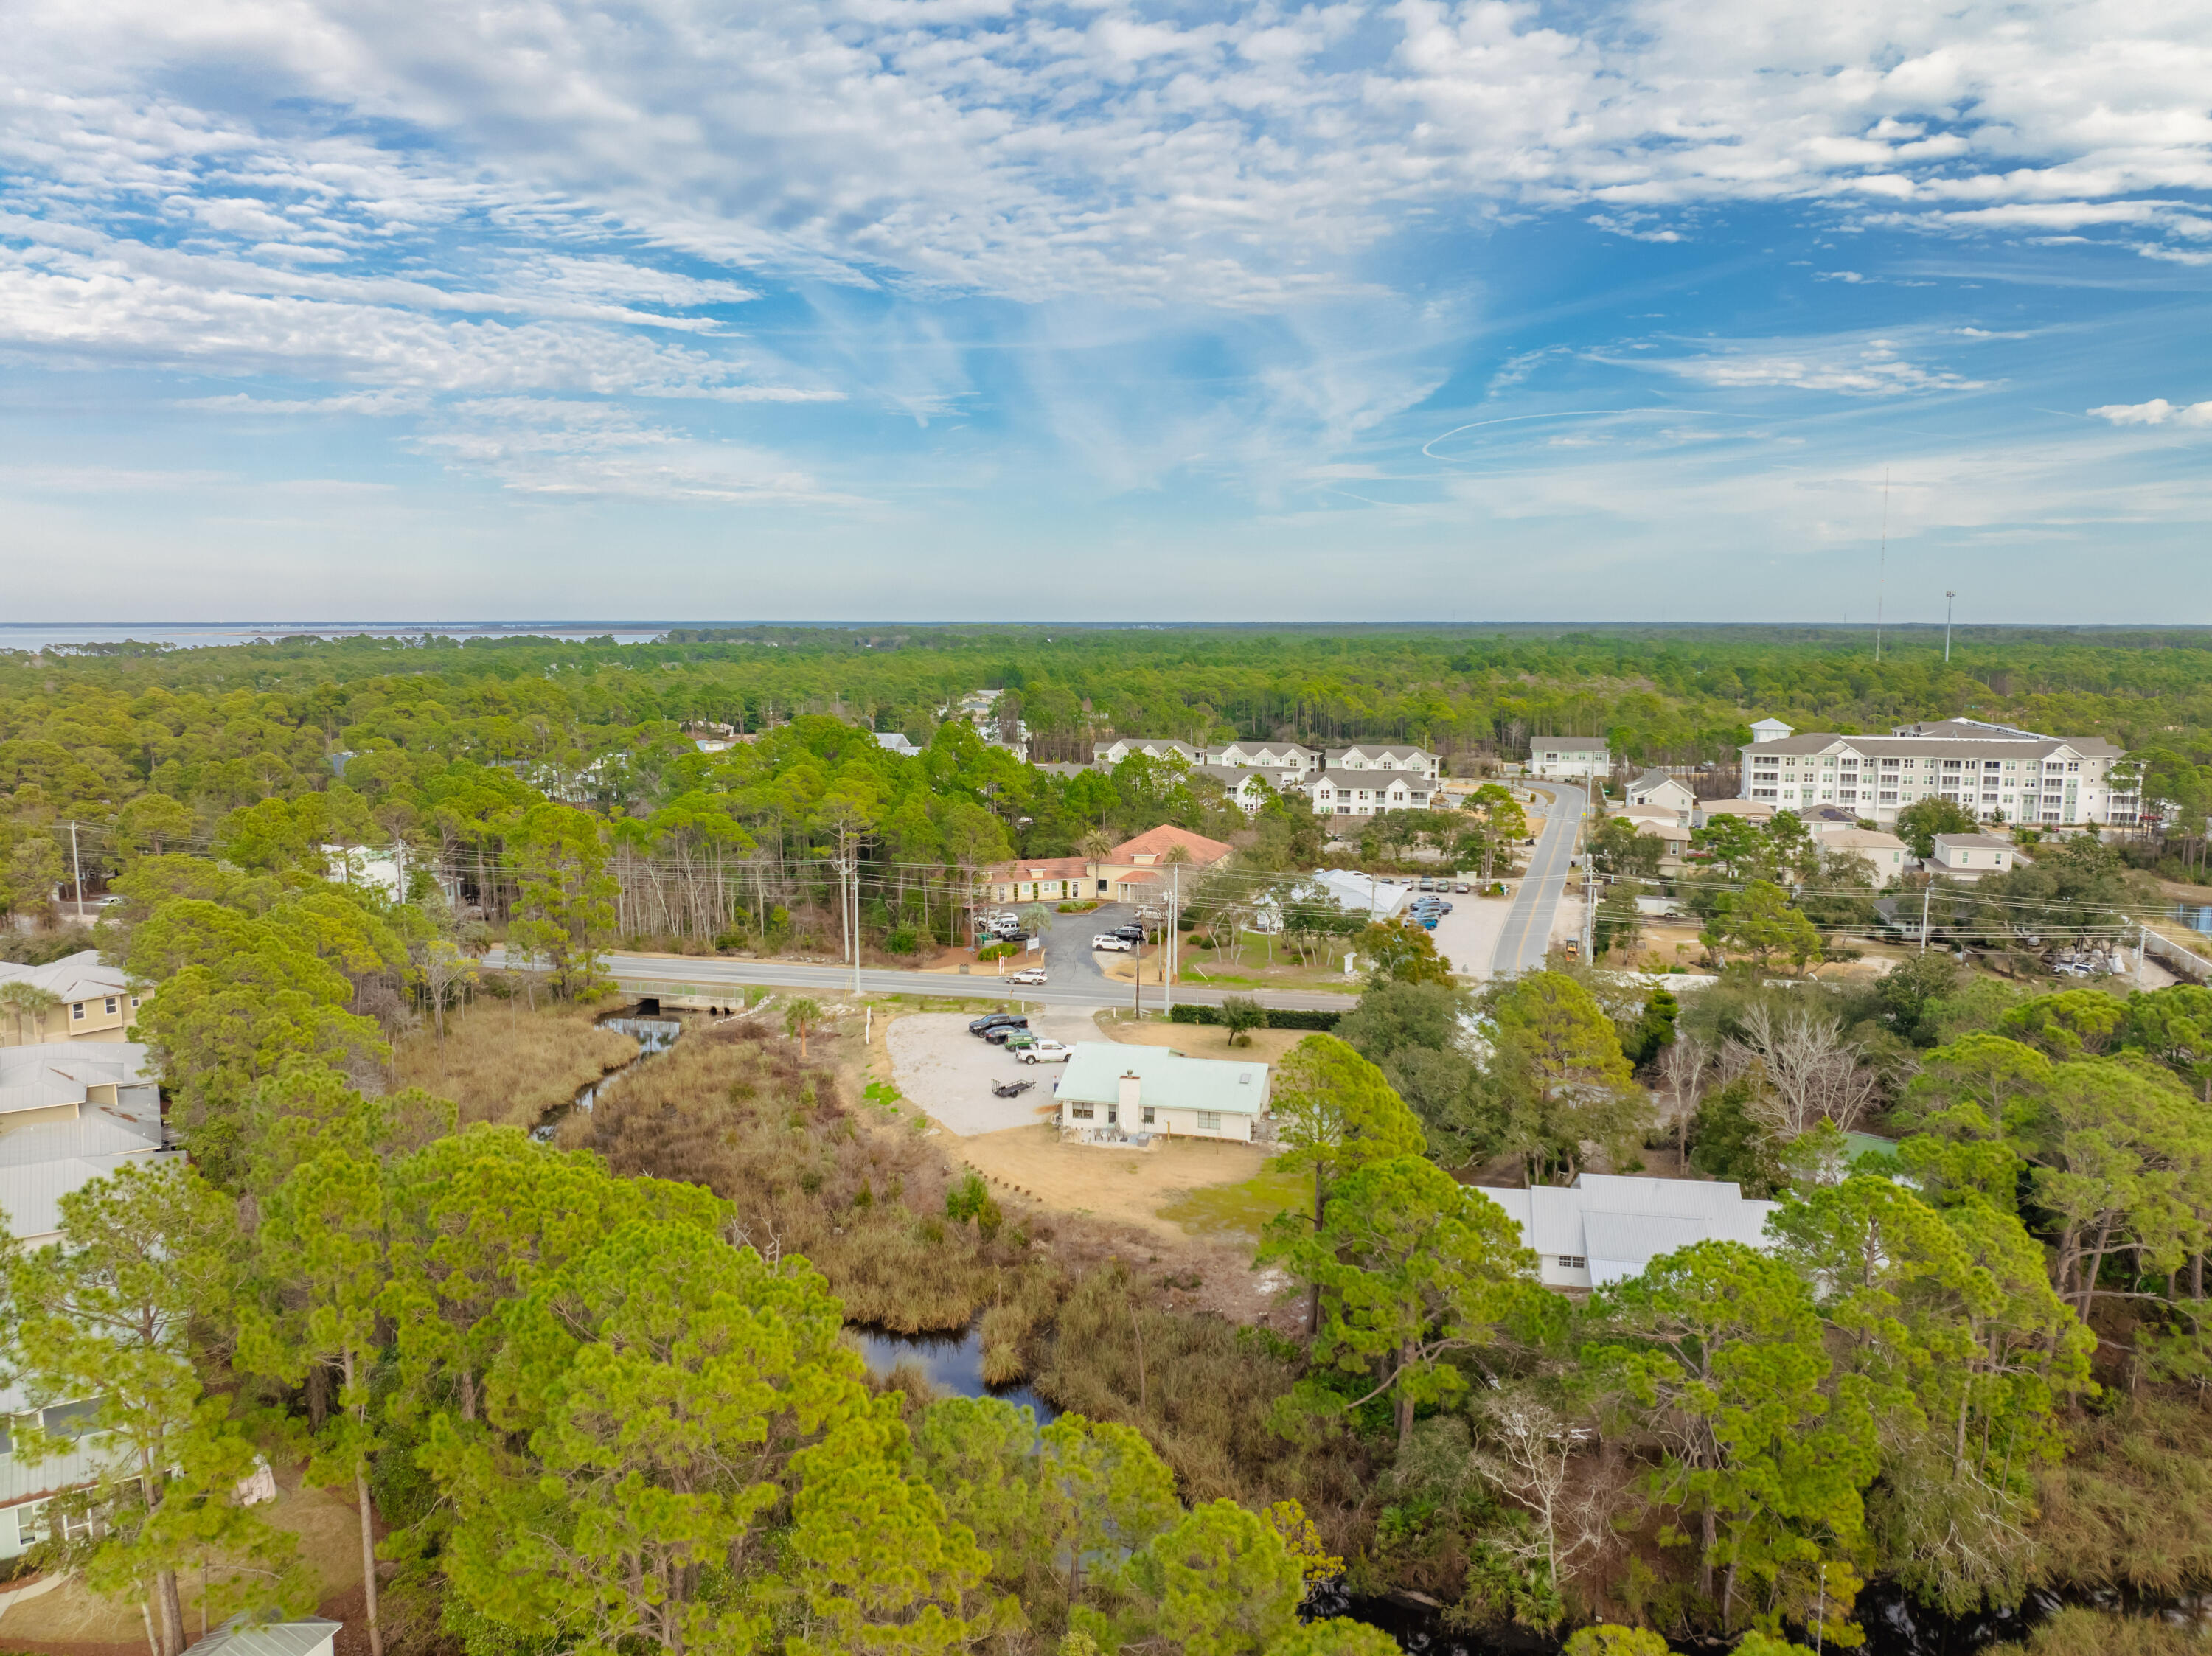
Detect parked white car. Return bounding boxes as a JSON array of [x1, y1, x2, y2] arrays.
[[1006, 967, 1047, 986], [1018, 1039, 1071, 1064], [1091, 934, 1135, 952]]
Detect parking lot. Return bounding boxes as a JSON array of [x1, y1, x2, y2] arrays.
[[885, 1008, 1099, 1135]]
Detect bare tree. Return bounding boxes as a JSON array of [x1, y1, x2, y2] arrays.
[[1657, 1030, 1713, 1168], [1729, 1003, 1882, 1141], [417, 938, 478, 1043], [1472, 1391, 1613, 1605]]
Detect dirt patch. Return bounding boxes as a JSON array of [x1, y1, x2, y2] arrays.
[[392, 998, 637, 1130], [1099, 1020, 1308, 1064]]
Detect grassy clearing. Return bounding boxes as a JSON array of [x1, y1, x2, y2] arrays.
[[2032, 1396, 2212, 1596], [392, 998, 637, 1130], [1156, 1166, 1308, 1240]]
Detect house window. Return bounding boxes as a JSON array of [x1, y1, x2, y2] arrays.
[[1071, 1104, 1094, 1121], [104, 997, 117, 1015], [1141, 1107, 1155, 1126], [72, 1002, 85, 1020], [15, 1503, 41, 1548], [1196, 1111, 1222, 1133], [1879, 792, 1898, 804], [1558, 1256, 1587, 1270]]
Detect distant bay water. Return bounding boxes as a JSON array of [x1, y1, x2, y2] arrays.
[[0, 622, 679, 653]]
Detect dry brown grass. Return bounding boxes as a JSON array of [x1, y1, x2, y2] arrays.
[[1989, 1607, 2206, 1656], [392, 998, 636, 1131], [561, 1018, 1048, 1332], [1026, 1263, 1371, 1537], [2032, 1395, 2212, 1596]]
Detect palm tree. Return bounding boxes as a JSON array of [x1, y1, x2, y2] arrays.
[[783, 997, 824, 1060], [0, 981, 62, 1046], [1079, 829, 1114, 901]]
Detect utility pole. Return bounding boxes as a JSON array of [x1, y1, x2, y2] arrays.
[[69, 820, 84, 923], [1875, 467, 1889, 664], [1165, 864, 1180, 1014], [849, 857, 861, 1001], [1920, 879, 1933, 953], [1944, 591, 1958, 663]]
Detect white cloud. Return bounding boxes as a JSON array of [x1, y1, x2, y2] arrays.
[[2087, 398, 2212, 427], [1608, 333, 1989, 396], [413, 398, 859, 502]]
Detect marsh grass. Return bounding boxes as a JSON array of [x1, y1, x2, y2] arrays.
[[392, 998, 636, 1130], [1989, 1607, 2208, 1656], [1028, 1263, 1371, 1528], [2032, 1396, 2212, 1596], [564, 1020, 1048, 1331]]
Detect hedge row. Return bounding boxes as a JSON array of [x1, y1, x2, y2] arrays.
[[1166, 1003, 1341, 1031]]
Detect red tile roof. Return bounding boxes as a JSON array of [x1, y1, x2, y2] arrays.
[[981, 855, 1092, 883], [1107, 824, 1234, 866]]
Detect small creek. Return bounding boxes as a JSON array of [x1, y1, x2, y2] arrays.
[[531, 1009, 687, 1141], [1312, 1578, 2212, 1655], [852, 1323, 1060, 1423]]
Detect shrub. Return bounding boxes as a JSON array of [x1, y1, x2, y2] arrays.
[[883, 928, 920, 955], [945, 1170, 1004, 1239]]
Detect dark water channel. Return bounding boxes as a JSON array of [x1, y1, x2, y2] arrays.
[[530, 1009, 686, 1141], [1307, 1579, 2212, 1655], [852, 1322, 1060, 1423]]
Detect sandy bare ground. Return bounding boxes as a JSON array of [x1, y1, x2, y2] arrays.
[[0, 1464, 369, 1653], [953, 1124, 1289, 1323], [1101, 1020, 1310, 1063]]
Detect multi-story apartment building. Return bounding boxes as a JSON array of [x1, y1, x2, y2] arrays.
[[1737, 717, 2135, 828], [1091, 739, 1444, 818]]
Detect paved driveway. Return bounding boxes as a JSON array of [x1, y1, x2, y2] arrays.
[[1430, 894, 1512, 980], [886, 1009, 1096, 1135]]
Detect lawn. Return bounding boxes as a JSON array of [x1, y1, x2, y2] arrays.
[[1157, 1163, 1310, 1240]]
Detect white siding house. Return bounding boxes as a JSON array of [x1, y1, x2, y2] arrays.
[[1527, 738, 1610, 781], [1930, 833, 2018, 881], [1054, 1043, 1269, 1141], [1472, 1175, 1781, 1290]]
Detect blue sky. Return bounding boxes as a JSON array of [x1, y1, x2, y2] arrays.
[[4, 0, 2209, 624]]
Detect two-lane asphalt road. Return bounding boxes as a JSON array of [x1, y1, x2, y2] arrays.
[[484, 944, 1357, 1012], [1490, 782, 1585, 978]]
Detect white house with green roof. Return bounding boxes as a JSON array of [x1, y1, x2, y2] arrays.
[[1053, 1043, 1270, 1141]]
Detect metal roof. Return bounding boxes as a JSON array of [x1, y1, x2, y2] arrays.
[[0, 950, 131, 1004], [0, 1149, 181, 1242], [1055, 1043, 1269, 1115], [184, 1618, 342, 1656], [0, 1043, 156, 1119], [1470, 1175, 1781, 1287]]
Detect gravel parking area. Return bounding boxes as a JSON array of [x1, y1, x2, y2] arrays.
[[1427, 894, 1515, 979], [886, 1009, 1098, 1135]]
